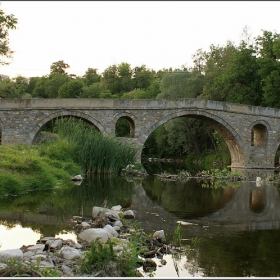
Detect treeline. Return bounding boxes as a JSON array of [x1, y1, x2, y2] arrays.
[[1, 29, 280, 161]]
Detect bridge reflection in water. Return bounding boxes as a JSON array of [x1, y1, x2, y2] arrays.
[[1, 170, 280, 276]]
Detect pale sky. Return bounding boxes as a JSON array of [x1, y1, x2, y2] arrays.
[[0, 1, 279, 79]]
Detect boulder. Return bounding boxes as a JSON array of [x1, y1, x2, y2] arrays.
[[78, 228, 111, 243], [0, 249, 23, 259], [123, 209, 135, 219]]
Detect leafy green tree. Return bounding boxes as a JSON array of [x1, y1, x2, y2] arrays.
[[132, 65, 153, 89], [102, 64, 119, 95], [121, 88, 149, 99], [45, 73, 71, 98], [0, 78, 17, 98], [0, 6, 17, 65], [198, 41, 237, 101], [254, 30, 280, 108], [32, 76, 48, 98], [50, 60, 70, 75], [26, 77, 40, 94], [157, 70, 202, 99], [83, 68, 100, 86], [210, 45, 261, 105], [13, 75, 29, 97], [58, 79, 84, 98], [82, 82, 103, 98]]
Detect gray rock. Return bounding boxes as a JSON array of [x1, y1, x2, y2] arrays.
[[78, 228, 111, 243], [61, 264, 74, 277], [111, 205, 122, 211], [23, 251, 35, 258], [104, 224, 119, 237], [123, 209, 135, 219], [50, 239, 63, 250], [60, 246, 81, 260], [0, 263, 8, 272], [92, 206, 111, 218], [0, 249, 23, 259], [26, 244, 45, 252], [113, 220, 123, 227]]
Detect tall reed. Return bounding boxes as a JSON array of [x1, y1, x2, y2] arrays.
[[55, 117, 137, 174]]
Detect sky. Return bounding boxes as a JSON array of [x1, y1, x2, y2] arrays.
[[0, 1, 280, 79]]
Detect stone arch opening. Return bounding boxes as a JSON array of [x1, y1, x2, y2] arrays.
[[251, 123, 268, 147], [142, 110, 245, 168], [113, 113, 136, 138], [115, 116, 135, 138], [31, 111, 105, 144]]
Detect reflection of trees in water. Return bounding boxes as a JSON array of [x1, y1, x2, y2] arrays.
[[142, 177, 239, 219], [195, 230, 280, 277], [0, 175, 134, 236]]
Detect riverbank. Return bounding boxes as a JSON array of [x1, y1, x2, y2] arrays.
[[0, 204, 178, 277]]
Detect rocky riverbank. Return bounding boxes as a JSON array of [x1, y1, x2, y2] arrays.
[[0, 205, 175, 277]]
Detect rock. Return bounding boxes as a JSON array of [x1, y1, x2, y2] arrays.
[[0, 249, 23, 259], [104, 224, 119, 237], [78, 228, 111, 243], [50, 239, 63, 250], [111, 205, 122, 211], [113, 220, 123, 227], [60, 246, 81, 260], [0, 263, 8, 272], [104, 210, 120, 221], [71, 175, 83, 181], [26, 244, 45, 252], [143, 259, 157, 272], [23, 251, 35, 258], [61, 264, 74, 277], [92, 206, 111, 218], [123, 209, 135, 219], [153, 230, 165, 240]]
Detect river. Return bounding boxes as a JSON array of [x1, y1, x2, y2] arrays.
[[1, 163, 280, 277]]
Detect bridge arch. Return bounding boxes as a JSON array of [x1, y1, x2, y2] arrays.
[[143, 109, 245, 168], [30, 110, 106, 144], [113, 112, 137, 138], [249, 120, 270, 147]]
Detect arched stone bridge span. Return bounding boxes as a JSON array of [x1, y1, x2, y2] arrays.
[[0, 98, 280, 169]]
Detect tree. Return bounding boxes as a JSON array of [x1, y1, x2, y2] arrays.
[[157, 70, 202, 99], [210, 45, 261, 105], [254, 30, 280, 108], [58, 79, 84, 98], [199, 41, 237, 101], [50, 60, 70, 75], [13, 75, 29, 97], [0, 6, 17, 65], [45, 73, 71, 98], [82, 68, 100, 86]]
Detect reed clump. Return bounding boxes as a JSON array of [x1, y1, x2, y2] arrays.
[[55, 117, 137, 174]]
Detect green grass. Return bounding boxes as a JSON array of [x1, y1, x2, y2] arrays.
[[0, 144, 81, 197]]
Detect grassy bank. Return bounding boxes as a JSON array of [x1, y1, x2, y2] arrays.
[[0, 142, 82, 196], [0, 118, 138, 196]]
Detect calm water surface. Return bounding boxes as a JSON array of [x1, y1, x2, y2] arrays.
[[1, 164, 280, 277]]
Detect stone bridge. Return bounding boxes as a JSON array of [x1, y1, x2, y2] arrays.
[[0, 98, 280, 169]]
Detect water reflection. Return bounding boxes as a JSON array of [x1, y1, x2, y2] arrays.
[[1, 170, 280, 277]]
